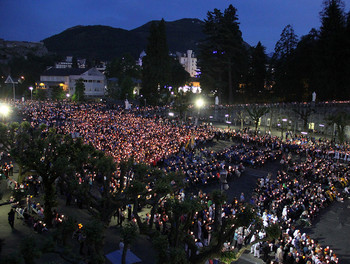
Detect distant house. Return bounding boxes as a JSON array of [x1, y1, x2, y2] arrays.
[[177, 50, 198, 78], [138, 49, 199, 78], [55, 56, 73, 69], [39, 67, 106, 98]]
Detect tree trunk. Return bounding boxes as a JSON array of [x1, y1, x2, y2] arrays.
[[228, 63, 233, 104], [174, 218, 180, 247], [338, 124, 345, 143], [190, 224, 236, 264], [214, 203, 221, 230], [269, 111, 273, 132], [148, 203, 157, 230], [43, 180, 54, 226], [303, 117, 308, 130], [122, 242, 128, 264], [18, 164, 23, 183], [133, 198, 143, 231]]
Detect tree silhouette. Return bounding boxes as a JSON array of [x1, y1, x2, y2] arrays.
[[199, 4, 247, 104], [246, 106, 270, 134], [293, 106, 315, 130], [317, 0, 348, 100], [272, 25, 298, 100], [73, 78, 85, 102], [142, 19, 171, 105], [326, 111, 350, 143], [247, 42, 267, 99]]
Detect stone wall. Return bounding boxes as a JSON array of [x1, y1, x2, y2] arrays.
[[192, 102, 350, 139]]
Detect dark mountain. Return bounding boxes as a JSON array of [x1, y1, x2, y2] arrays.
[[131, 18, 205, 55], [43, 19, 206, 60]]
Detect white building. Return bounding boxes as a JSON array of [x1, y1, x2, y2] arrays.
[[55, 56, 73, 69], [39, 67, 106, 98], [177, 50, 198, 77]]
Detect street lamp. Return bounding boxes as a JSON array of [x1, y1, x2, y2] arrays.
[[29, 86, 33, 100], [0, 103, 10, 122], [195, 98, 204, 125], [281, 118, 287, 140]]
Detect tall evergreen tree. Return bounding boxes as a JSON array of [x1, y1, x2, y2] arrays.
[[106, 53, 140, 80], [198, 8, 225, 97], [274, 25, 298, 60], [142, 19, 171, 105], [346, 11, 350, 93], [272, 25, 299, 101], [73, 78, 85, 102], [105, 53, 141, 99], [247, 42, 267, 99], [199, 5, 247, 104], [120, 76, 134, 100], [293, 29, 320, 101], [316, 0, 348, 100], [51, 85, 65, 100]]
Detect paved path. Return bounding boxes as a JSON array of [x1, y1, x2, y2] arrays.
[[302, 199, 350, 264], [191, 140, 281, 203]]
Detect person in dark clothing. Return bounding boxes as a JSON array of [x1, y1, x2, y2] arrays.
[[155, 216, 160, 231], [261, 241, 270, 263], [8, 209, 15, 229], [285, 252, 294, 264], [66, 192, 72, 206], [127, 205, 132, 221]]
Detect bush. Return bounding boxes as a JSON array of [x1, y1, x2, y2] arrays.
[[20, 235, 41, 264], [265, 223, 282, 241], [0, 253, 21, 264], [220, 251, 237, 263]]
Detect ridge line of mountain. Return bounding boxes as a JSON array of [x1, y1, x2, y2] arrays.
[[42, 18, 206, 60]]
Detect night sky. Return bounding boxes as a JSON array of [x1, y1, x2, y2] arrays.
[[1, 0, 350, 53]]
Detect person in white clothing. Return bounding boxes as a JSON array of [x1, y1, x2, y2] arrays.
[[282, 206, 288, 221], [255, 242, 261, 257], [197, 218, 202, 240]]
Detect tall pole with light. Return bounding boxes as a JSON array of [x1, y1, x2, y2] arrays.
[[195, 98, 204, 126], [4, 75, 17, 102], [29, 86, 33, 100], [281, 118, 287, 140], [13, 82, 15, 102]]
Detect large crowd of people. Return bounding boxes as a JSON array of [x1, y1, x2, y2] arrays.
[[4, 101, 350, 263], [249, 155, 349, 263], [20, 102, 214, 164]]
